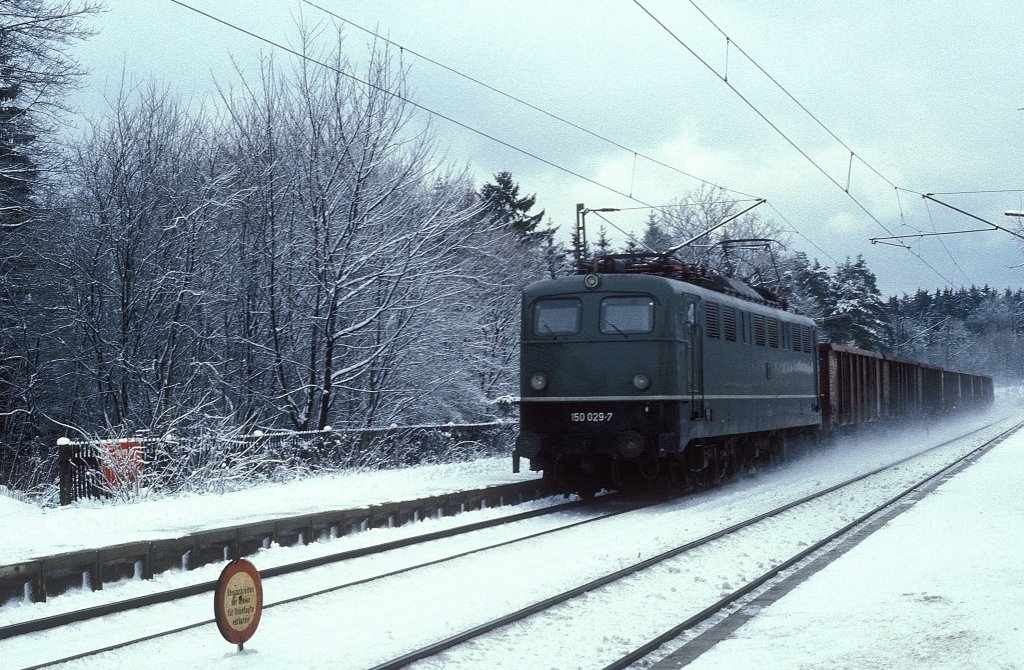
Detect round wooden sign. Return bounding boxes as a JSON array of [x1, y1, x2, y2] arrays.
[[214, 559, 263, 648]]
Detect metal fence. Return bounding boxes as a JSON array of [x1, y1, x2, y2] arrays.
[[56, 421, 517, 505], [57, 439, 106, 505]]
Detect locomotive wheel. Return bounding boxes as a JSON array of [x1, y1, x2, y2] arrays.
[[540, 467, 563, 495], [714, 441, 736, 484], [740, 437, 758, 476], [769, 434, 787, 465]]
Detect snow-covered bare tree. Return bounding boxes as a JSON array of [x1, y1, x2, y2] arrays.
[[59, 83, 241, 433], [654, 185, 787, 284], [219, 30, 491, 431], [3, 19, 560, 464], [0, 0, 100, 443]]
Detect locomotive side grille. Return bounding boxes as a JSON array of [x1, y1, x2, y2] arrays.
[[706, 301, 721, 338], [753, 314, 767, 346], [767, 317, 779, 348], [801, 325, 813, 353], [722, 306, 737, 341]]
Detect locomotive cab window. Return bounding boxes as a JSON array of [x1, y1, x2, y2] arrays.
[[533, 298, 581, 336], [600, 296, 654, 335]]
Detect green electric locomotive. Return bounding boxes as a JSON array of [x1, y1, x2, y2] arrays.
[[515, 256, 821, 495]]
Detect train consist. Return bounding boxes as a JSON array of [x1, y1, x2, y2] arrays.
[[514, 253, 994, 496]]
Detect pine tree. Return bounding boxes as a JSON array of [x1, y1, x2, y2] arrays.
[[827, 255, 889, 350], [0, 1, 100, 230], [595, 225, 612, 255], [0, 1, 99, 443], [640, 211, 672, 253], [778, 252, 832, 325], [0, 94, 35, 229], [477, 171, 545, 244]]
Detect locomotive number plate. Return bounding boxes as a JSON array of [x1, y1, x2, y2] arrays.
[[570, 412, 614, 423]]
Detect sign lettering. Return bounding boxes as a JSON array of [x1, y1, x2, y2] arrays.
[[214, 559, 263, 650]]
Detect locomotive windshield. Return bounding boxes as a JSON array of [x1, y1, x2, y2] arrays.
[[600, 295, 654, 335], [533, 298, 581, 336]]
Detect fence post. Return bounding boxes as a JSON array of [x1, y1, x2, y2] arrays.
[[57, 437, 72, 506]]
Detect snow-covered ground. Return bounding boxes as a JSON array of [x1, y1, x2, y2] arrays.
[[676, 415, 1024, 670], [1, 404, 1022, 669], [0, 457, 541, 566]]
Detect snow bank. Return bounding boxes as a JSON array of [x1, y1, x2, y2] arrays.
[[0, 457, 537, 565], [682, 420, 1024, 669]]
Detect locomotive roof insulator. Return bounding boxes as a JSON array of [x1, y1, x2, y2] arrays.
[[574, 251, 787, 310]]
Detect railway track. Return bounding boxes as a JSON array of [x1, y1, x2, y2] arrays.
[[1, 478, 551, 607], [4, 416, 1016, 669], [605, 417, 1024, 670], [1, 492, 658, 669], [366, 416, 1022, 669]]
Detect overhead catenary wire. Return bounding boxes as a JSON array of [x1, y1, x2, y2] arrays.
[[300, 0, 761, 201], [299, 0, 851, 264], [922, 197, 975, 285], [633, 0, 958, 286], [690, 0, 1014, 272], [683, 1, 1024, 283], [686, 0, 899, 191], [766, 203, 839, 265], [303, 0, 937, 276], [169, 0, 813, 262], [630, 1, 901, 232], [171, 0, 956, 283], [591, 210, 658, 253], [166, 0, 664, 212], [564, 200, 764, 213]]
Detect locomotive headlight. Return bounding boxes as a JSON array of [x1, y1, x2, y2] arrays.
[[529, 371, 549, 391], [633, 373, 651, 391], [583, 273, 601, 289]]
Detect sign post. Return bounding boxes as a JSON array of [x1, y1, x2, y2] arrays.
[[214, 559, 263, 652]]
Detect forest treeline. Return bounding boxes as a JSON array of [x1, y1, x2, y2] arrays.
[[0, 27, 561, 447], [0, 7, 1019, 461], [638, 209, 1023, 382]]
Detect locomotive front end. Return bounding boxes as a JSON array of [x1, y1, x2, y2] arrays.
[[516, 273, 693, 494]]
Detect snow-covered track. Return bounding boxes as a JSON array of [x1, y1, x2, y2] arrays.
[[368, 417, 1022, 670], [2, 493, 668, 669], [1, 492, 593, 642], [0, 479, 548, 608], [605, 417, 1024, 669]]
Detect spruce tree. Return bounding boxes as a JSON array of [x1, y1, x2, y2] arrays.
[[640, 211, 672, 253], [828, 255, 888, 350], [478, 171, 545, 244], [0, 1, 100, 229]]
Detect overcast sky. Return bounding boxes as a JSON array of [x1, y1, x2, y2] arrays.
[[69, 0, 1024, 296]]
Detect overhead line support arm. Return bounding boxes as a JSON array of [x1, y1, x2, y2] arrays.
[[920, 193, 1024, 242]]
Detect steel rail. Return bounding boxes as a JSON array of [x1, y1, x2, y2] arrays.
[[602, 418, 1024, 670], [1, 495, 589, 641], [3, 478, 551, 606], [11, 418, 1013, 669], [366, 417, 1018, 670], [9, 494, 665, 670]]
